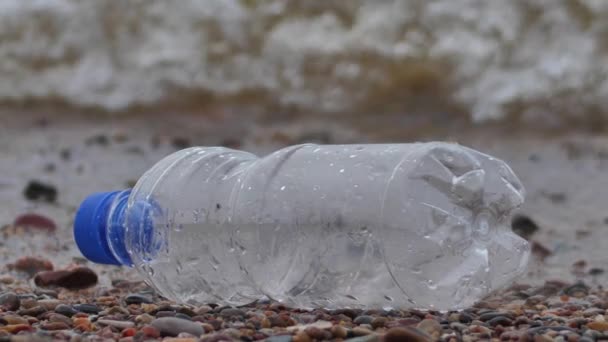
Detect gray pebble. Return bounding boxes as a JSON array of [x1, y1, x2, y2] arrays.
[[0, 292, 20, 311], [151, 317, 204, 337], [97, 319, 135, 329], [73, 304, 101, 314], [219, 308, 246, 318], [265, 336, 293, 342], [353, 315, 374, 325], [125, 293, 153, 305], [55, 304, 78, 317]]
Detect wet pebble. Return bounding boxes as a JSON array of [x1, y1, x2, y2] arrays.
[[487, 316, 513, 327], [34, 266, 98, 290], [17, 306, 46, 317], [150, 317, 205, 337], [0, 293, 20, 311]]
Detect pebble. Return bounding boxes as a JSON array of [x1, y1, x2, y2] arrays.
[[55, 304, 78, 317], [34, 266, 98, 289], [0, 293, 20, 311], [371, 316, 388, 329], [331, 325, 348, 338], [587, 321, 608, 331], [352, 326, 374, 336], [135, 313, 155, 324], [18, 306, 46, 317], [384, 327, 432, 342], [124, 294, 153, 305], [49, 314, 72, 326], [141, 325, 161, 338], [265, 336, 293, 342], [416, 318, 442, 338], [344, 335, 380, 342], [73, 304, 101, 314], [9, 256, 53, 275], [37, 299, 61, 311], [487, 316, 513, 327], [23, 180, 57, 202], [151, 317, 205, 337], [1, 315, 29, 325], [354, 315, 374, 325], [12, 213, 57, 233], [219, 308, 246, 319], [40, 322, 70, 330], [97, 319, 135, 329]]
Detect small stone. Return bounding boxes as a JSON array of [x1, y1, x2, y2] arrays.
[[371, 317, 388, 329], [41, 321, 70, 330], [0, 324, 33, 334], [125, 294, 153, 305], [384, 327, 432, 342], [55, 304, 78, 317], [141, 325, 161, 338], [73, 317, 92, 331], [563, 282, 589, 298], [37, 299, 61, 311], [0, 293, 20, 311], [265, 336, 293, 342], [195, 305, 212, 315], [136, 313, 155, 324], [587, 321, 608, 332], [487, 316, 513, 327], [331, 325, 348, 338], [352, 326, 374, 336], [34, 266, 98, 289], [416, 318, 442, 338], [294, 330, 312, 342], [1, 315, 29, 325], [23, 180, 57, 202], [344, 335, 380, 342], [18, 305, 47, 317], [511, 215, 539, 240], [12, 213, 57, 233], [219, 308, 246, 319], [0, 276, 14, 284], [49, 314, 72, 326], [354, 315, 374, 325], [9, 256, 53, 275], [151, 317, 204, 337], [97, 319, 135, 329], [73, 304, 101, 314]]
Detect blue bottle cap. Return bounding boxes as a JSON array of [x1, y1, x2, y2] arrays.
[[74, 191, 123, 265]]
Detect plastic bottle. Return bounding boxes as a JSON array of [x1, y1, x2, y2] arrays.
[[74, 142, 529, 310]]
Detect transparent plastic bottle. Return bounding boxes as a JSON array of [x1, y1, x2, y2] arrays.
[[74, 142, 529, 310]]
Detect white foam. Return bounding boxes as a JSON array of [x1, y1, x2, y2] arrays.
[[1, 0, 607, 122]]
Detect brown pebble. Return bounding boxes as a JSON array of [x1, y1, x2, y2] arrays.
[[1, 315, 29, 325], [372, 316, 388, 329], [384, 327, 433, 342], [49, 314, 72, 326], [0, 324, 33, 334], [37, 299, 61, 311], [141, 325, 161, 338], [12, 213, 57, 233], [587, 321, 608, 331], [352, 326, 374, 336], [294, 330, 312, 342], [416, 318, 442, 338], [34, 266, 98, 289], [41, 321, 70, 330], [9, 256, 53, 275], [0, 276, 14, 284], [18, 306, 47, 317], [331, 325, 348, 338]]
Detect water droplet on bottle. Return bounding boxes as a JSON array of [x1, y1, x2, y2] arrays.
[[280, 185, 286, 191], [349, 154, 357, 158], [339, 169, 345, 173]]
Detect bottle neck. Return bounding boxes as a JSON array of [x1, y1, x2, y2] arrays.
[[105, 190, 133, 266]]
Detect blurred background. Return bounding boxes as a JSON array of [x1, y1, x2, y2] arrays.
[[1, 0, 608, 285]]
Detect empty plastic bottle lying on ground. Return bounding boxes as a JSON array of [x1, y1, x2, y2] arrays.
[[74, 142, 530, 310]]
